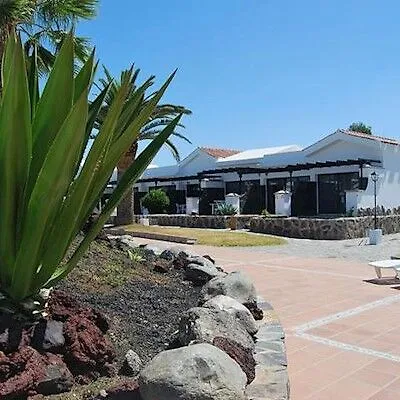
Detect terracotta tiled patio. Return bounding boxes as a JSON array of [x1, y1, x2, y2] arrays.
[[192, 245, 400, 400]]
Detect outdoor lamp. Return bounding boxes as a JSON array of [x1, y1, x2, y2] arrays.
[[371, 172, 378, 230]]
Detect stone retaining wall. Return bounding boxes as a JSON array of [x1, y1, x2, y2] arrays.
[[250, 215, 400, 240], [132, 213, 400, 240], [247, 300, 289, 400], [139, 214, 256, 230]]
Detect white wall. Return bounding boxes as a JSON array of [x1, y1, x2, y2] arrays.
[[133, 135, 400, 213], [179, 151, 216, 176], [201, 180, 224, 189], [357, 145, 400, 210], [306, 138, 380, 163]]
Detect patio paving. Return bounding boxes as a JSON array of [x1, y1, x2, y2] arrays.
[[130, 237, 400, 399], [195, 246, 400, 400]]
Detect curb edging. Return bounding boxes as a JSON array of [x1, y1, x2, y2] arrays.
[[246, 300, 290, 400]]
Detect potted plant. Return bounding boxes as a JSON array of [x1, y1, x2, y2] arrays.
[[215, 203, 238, 230]]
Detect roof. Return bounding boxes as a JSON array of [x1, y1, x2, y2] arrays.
[[341, 129, 400, 146], [200, 147, 240, 158], [221, 145, 303, 162]]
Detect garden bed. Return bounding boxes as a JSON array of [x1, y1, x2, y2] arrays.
[[0, 237, 202, 399], [59, 238, 202, 365], [1, 235, 289, 400]]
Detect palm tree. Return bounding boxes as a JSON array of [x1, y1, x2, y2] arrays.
[[95, 66, 192, 225], [0, 0, 98, 83]]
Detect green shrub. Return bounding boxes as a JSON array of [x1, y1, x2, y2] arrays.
[[141, 189, 170, 214], [215, 203, 238, 215], [0, 33, 180, 313], [261, 209, 271, 217]]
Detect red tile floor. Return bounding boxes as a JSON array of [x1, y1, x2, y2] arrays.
[[190, 245, 400, 400]]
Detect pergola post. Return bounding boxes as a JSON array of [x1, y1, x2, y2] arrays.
[[238, 172, 243, 195], [289, 170, 293, 192]]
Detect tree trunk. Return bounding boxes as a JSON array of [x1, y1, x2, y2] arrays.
[[115, 142, 138, 226]]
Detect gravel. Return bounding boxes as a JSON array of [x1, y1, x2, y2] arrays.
[[121, 231, 400, 264], [59, 238, 201, 365], [236, 233, 400, 263]]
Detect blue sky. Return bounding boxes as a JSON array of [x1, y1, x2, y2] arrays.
[[79, 1, 400, 166]]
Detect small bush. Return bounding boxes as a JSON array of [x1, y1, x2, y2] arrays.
[[215, 203, 238, 215], [141, 189, 170, 214], [261, 209, 270, 217]]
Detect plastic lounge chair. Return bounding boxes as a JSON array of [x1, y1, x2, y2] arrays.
[[368, 260, 400, 279]]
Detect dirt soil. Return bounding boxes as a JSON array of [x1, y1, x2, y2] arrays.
[[30, 236, 202, 399], [59, 237, 201, 365]]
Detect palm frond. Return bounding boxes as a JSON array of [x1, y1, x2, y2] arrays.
[[140, 128, 191, 145], [24, 38, 55, 74], [93, 66, 191, 162], [154, 104, 192, 115], [142, 118, 186, 131], [49, 30, 92, 63], [36, 0, 98, 28], [0, 0, 35, 26], [165, 139, 180, 162]]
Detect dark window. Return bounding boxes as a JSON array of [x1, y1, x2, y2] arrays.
[[267, 176, 310, 213], [226, 181, 240, 194], [318, 172, 359, 214], [186, 184, 200, 197]]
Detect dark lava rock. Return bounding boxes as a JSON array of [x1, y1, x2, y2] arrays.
[[0, 314, 30, 354], [63, 314, 116, 383], [203, 254, 215, 264], [32, 320, 65, 352], [60, 270, 201, 365], [0, 290, 117, 398], [153, 259, 171, 274], [244, 302, 264, 321], [159, 249, 177, 262], [49, 290, 109, 333], [92, 380, 142, 400], [36, 353, 74, 395], [173, 253, 187, 270], [213, 336, 256, 384], [0, 346, 47, 399]]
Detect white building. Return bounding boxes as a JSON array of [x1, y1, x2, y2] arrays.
[[133, 130, 400, 216]]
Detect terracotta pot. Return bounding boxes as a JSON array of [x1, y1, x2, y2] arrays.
[[229, 216, 238, 230]]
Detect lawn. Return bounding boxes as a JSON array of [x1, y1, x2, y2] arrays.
[[124, 224, 286, 247]]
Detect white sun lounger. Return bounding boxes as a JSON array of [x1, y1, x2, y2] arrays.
[[368, 260, 400, 279]]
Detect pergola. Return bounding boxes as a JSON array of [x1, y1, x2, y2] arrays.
[[135, 158, 381, 195], [198, 158, 381, 192], [137, 174, 200, 185]]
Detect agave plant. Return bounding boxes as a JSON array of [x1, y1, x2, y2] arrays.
[[0, 32, 181, 314], [215, 203, 238, 216]]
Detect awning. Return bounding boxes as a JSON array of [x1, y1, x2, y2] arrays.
[[198, 158, 381, 177]]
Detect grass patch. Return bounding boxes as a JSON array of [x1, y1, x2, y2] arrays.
[[124, 224, 286, 247], [64, 239, 169, 293]]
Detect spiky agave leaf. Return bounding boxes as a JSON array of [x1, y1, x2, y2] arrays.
[[0, 32, 180, 306]]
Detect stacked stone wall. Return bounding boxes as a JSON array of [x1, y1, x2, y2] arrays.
[[250, 215, 400, 240]]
